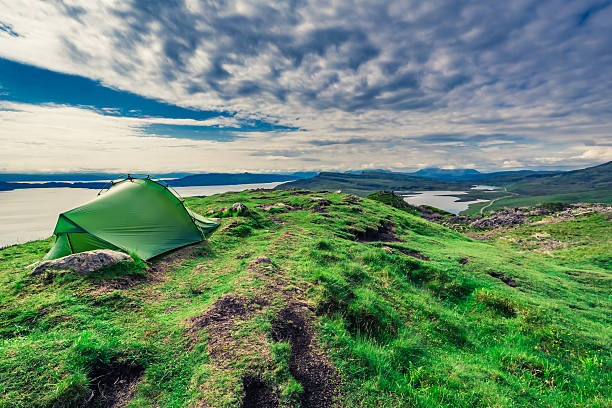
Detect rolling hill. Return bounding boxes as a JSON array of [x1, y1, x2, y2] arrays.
[[276, 162, 612, 214], [463, 161, 612, 213], [276, 171, 470, 195], [0, 189, 609, 407]]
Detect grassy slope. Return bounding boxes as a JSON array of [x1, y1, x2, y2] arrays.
[[0, 190, 610, 407], [463, 161, 612, 213], [465, 190, 612, 215]]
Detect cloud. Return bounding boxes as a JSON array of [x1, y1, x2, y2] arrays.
[[0, 21, 19, 37], [0, 0, 611, 172]]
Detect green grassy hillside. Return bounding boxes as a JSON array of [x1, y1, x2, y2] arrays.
[[276, 172, 469, 195], [0, 190, 610, 407], [462, 162, 612, 213], [486, 161, 612, 195], [276, 162, 612, 214]]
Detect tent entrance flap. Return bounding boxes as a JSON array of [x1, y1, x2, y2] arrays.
[[43, 177, 220, 261], [187, 209, 220, 237]]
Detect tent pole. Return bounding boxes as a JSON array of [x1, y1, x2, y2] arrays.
[[66, 234, 75, 254]]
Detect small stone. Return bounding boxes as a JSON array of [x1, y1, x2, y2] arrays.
[[231, 203, 248, 214]]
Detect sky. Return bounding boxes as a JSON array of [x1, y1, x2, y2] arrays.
[[0, 0, 611, 174]]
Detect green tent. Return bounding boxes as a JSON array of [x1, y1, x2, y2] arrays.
[[43, 176, 219, 261]]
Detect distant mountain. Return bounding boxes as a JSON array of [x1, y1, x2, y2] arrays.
[[410, 168, 552, 181], [344, 169, 394, 174], [0, 172, 317, 191], [167, 172, 315, 187], [0, 172, 193, 182], [276, 161, 612, 207], [0, 180, 106, 191], [276, 171, 469, 195], [412, 168, 480, 179]]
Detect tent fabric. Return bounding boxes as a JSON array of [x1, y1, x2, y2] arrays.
[[43, 177, 219, 261]]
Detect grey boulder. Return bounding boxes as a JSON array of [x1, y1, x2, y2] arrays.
[[32, 249, 132, 275]]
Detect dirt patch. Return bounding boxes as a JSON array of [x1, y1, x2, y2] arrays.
[[535, 240, 567, 251], [288, 190, 312, 196], [240, 376, 279, 408], [352, 221, 400, 243], [187, 294, 260, 351], [193, 295, 251, 327], [151, 242, 207, 274], [222, 221, 242, 233], [186, 256, 335, 406], [258, 202, 302, 212], [310, 197, 332, 213], [85, 358, 144, 408], [343, 195, 361, 204], [92, 243, 205, 294], [92, 274, 149, 292], [394, 247, 430, 261], [464, 232, 491, 241], [488, 271, 518, 287], [271, 306, 339, 408]]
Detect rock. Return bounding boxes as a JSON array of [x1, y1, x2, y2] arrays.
[[247, 256, 276, 274], [469, 209, 526, 228], [344, 195, 361, 204], [32, 250, 132, 275], [231, 203, 248, 214], [250, 256, 273, 265]]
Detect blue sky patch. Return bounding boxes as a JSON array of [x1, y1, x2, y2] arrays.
[[0, 57, 224, 120], [141, 121, 297, 142]]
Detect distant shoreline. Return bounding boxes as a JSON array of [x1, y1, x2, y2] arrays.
[[0, 172, 315, 192]]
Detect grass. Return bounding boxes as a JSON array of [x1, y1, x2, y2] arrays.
[[465, 190, 612, 214], [0, 189, 610, 407]]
